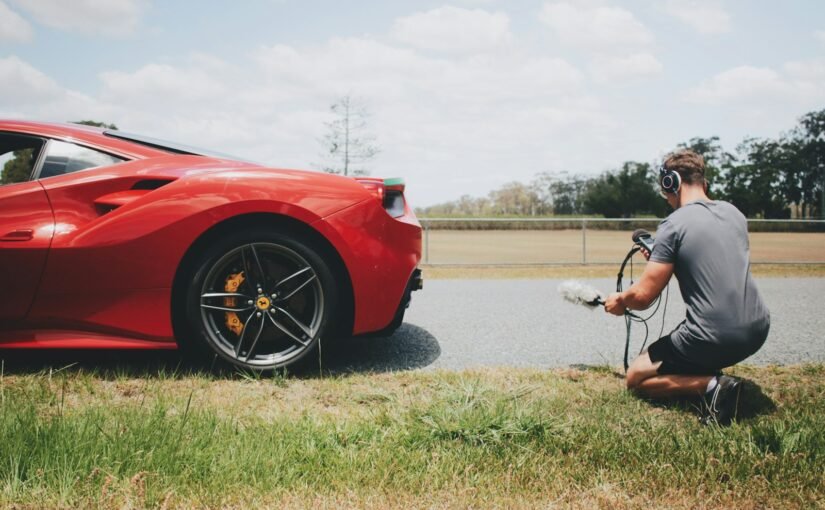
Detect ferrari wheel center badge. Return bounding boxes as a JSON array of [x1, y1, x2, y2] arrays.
[[256, 296, 271, 310]]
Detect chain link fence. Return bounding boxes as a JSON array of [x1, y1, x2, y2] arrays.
[[419, 218, 825, 265]]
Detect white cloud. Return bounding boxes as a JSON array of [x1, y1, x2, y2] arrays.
[[538, 1, 662, 83], [0, 55, 62, 104], [0, 27, 664, 204], [590, 53, 663, 83], [539, 2, 654, 52], [100, 64, 227, 107], [390, 6, 512, 54], [0, 56, 108, 123], [664, 0, 731, 35], [680, 61, 825, 140], [784, 58, 825, 99], [685, 61, 825, 107], [1, 33, 613, 205], [8, 0, 145, 36], [0, 1, 32, 42], [686, 66, 788, 103], [246, 37, 594, 184], [253, 37, 583, 105]]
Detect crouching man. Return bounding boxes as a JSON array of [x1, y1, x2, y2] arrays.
[[604, 150, 770, 425]]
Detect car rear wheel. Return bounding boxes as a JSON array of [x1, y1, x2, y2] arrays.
[[185, 230, 337, 371]]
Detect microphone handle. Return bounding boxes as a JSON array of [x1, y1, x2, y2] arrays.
[[635, 235, 655, 254]]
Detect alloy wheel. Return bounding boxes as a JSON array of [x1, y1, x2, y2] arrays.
[[198, 242, 324, 368]]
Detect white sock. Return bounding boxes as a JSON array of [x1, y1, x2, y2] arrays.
[[705, 376, 718, 394]]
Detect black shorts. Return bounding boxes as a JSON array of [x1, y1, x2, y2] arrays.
[[647, 334, 721, 376]]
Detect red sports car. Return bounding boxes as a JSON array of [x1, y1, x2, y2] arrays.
[[0, 120, 422, 370]]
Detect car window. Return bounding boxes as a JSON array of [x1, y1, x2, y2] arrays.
[[0, 133, 45, 186], [39, 140, 125, 179]]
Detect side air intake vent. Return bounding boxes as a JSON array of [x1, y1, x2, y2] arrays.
[[132, 179, 174, 190]]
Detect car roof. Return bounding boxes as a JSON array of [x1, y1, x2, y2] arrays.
[[0, 119, 173, 160]]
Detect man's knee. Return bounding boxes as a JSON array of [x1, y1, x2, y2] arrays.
[[626, 352, 661, 390], [626, 366, 645, 390]]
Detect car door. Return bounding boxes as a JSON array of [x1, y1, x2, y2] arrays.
[[0, 133, 54, 325]]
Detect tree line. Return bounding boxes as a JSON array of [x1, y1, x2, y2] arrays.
[[417, 108, 825, 219]]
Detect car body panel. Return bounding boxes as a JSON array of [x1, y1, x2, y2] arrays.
[[0, 120, 421, 349], [0, 180, 54, 321], [313, 197, 422, 333]]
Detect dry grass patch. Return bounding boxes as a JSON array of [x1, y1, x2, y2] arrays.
[[423, 263, 825, 279], [423, 230, 825, 265], [29, 368, 619, 423]]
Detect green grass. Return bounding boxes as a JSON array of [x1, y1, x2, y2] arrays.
[[0, 364, 823, 508]]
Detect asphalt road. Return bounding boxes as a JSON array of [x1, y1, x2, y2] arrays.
[[325, 277, 825, 373], [2, 278, 820, 376]]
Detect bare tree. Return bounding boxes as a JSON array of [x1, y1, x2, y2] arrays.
[[319, 95, 380, 176]]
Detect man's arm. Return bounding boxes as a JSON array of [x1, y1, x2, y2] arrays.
[[604, 260, 674, 316]]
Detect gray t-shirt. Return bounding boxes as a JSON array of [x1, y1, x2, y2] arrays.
[[650, 200, 770, 367]]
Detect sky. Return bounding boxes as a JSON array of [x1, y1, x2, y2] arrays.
[[1, 0, 824, 207]]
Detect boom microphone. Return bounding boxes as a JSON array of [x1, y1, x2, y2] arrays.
[[631, 229, 655, 253], [558, 280, 605, 307]]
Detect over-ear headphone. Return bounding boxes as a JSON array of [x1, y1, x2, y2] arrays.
[[659, 164, 681, 194]]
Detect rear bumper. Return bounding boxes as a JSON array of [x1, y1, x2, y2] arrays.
[[397, 268, 424, 320], [398, 267, 424, 317], [312, 198, 422, 335], [356, 267, 422, 338], [411, 268, 424, 291]]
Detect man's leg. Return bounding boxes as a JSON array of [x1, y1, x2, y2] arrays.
[[626, 352, 714, 398]]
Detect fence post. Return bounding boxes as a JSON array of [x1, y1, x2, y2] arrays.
[[424, 222, 430, 264], [581, 219, 587, 265]]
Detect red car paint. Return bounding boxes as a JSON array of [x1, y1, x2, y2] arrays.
[[0, 120, 421, 349]]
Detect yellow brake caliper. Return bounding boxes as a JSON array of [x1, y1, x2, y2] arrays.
[[224, 272, 246, 336]]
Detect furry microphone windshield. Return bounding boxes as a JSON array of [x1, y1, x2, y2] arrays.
[[558, 280, 605, 307]]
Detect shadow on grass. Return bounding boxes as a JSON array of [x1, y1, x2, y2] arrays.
[[0, 323, 441, 379], [642, 379, 777, 422], [735, 379, 777, 420], [567, 364, 777, 422]]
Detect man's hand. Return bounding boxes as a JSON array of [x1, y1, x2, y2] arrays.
[[640, 247, 651, 260], [604, 292, 627, 316], [609, 260, 674, 313]]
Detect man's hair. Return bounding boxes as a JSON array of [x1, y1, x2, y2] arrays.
[[662, 150, 706, 186]]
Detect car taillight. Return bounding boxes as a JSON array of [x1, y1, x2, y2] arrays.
[[355, 177, 407, 218]]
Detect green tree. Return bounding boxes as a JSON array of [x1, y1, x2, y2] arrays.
[[675, 136, 735, 199], [724, 138, 790, 218], [583, 162, 663, 217], [788, 108, 825, 218], [532, 172, 589, 215], [0, 149, 35, 185], [72, 120, 118, 130]]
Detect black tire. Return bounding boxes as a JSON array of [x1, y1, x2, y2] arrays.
[[181, 228, 337, 372]]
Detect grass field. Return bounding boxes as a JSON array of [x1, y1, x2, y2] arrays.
[[423, 230, 825, 265], [0, 363, 823, 509]]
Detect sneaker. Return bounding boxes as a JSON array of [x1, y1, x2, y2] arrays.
[[701, 375, 743, 426]]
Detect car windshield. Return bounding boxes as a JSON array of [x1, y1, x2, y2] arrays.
[[103, 130, 253, 162]]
